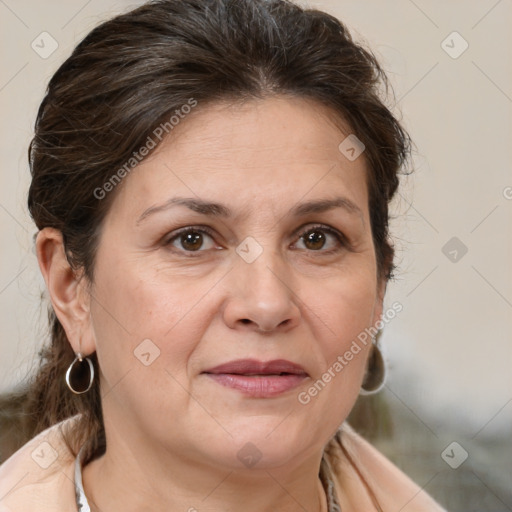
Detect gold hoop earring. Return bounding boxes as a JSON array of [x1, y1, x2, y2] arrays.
[[65, 352, 95, 394], [360, 336, 386, 395]]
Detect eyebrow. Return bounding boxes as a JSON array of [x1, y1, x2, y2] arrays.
[[136, 196, 363, 225]]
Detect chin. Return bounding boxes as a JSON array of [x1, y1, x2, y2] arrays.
[[212, 419, 319, 470]]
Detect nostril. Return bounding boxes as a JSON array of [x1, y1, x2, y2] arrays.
[[240, 319, 251, 324]]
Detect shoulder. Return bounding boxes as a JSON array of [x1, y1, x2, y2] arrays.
[[0, 415, 80, 512], [324, 423, 447, 511]]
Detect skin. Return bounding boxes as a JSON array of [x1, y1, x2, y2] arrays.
[[36, 96, 387, 512]]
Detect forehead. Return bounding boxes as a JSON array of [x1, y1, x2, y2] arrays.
[[110, 96, 370, 222]]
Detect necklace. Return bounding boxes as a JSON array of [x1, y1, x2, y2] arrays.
[[74, 447, 342, 512], [319, 454, 343, 512], [74, 446, 90, 512]]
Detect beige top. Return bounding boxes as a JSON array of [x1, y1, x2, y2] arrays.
[[0, 415, 445, 511]]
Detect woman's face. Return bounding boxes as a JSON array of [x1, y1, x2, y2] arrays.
[[85, 96, 385, 470]]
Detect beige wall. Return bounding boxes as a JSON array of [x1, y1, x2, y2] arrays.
[[1, 0, 511, 442]]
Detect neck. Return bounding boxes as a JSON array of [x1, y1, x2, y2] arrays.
[[82, 426, 327, 512]]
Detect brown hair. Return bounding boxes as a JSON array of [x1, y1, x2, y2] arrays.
[[24, 0, 410, 475]]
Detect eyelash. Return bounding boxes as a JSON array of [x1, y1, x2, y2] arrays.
[[163, 224, 349, 256]]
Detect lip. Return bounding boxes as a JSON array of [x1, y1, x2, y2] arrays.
[[202, 358, 308, 398]]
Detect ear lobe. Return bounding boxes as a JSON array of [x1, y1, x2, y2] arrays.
[[35, 227, 96, 355]]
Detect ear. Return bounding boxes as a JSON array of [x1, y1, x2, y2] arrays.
[[35, 228, 96, 356]]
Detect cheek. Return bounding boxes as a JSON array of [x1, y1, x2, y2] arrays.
[[307, 265, 378, 351], [297, 267, 377, 414], [89, 255, 216, 385]]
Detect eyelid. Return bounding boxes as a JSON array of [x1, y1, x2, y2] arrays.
[[171, 225, 216, 237]]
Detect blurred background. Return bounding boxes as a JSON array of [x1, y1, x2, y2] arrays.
[[0, 0, 511, 509]]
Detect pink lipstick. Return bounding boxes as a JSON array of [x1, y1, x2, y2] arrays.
[[202, 359, 308, 398]]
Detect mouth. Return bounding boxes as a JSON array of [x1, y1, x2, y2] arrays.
[[202, 359, 308, 397]]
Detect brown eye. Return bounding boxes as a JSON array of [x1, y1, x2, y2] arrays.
[[180, 231, 203, 251], [166, 228, 216, 252], [294, 225, 346, 253], [303, 230, 327, 250]]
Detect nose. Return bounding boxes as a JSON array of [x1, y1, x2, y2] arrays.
[[222, 252, 301, 334]]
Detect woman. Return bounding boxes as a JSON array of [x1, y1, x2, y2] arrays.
[[0, 0, 445, 510]]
